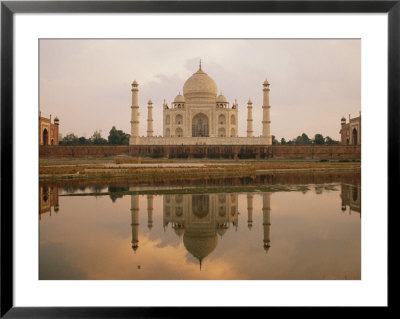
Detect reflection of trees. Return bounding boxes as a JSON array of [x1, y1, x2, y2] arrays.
[[314, 185, 324, 194], [41, 172, 361, 191], [108, 186, 129, 202], [91, 186, 106, 193], [60, 186, 81, 194]]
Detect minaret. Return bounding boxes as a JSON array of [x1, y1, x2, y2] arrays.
[[262, 192, 271, 253], [147, 99, 154, 137], [262, 79, 272, 144], [130, 80, 140, 145], [247, 193, 253, 230], [147, 194, 153, 231], [247, 99, 253, 137], [130, 194, 140, 252]]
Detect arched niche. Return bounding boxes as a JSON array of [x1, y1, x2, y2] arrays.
[[192, 113, 209, 137]]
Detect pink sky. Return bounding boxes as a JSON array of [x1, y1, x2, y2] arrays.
[[39, 39, 360, 141]]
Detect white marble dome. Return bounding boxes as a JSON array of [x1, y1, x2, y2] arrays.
[[183, 67, 218, 99]]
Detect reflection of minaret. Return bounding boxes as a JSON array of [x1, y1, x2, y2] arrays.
[[147, 194, 153, 231], [247, 193, 253, 230], [130, 195, 140, 252], [262, 193, 271, 253]]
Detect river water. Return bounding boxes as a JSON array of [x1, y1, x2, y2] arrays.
[[39, 173, 361, 280]]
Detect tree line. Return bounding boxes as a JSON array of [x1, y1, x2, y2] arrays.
[[59, 126, 130, 145], [60, 128, 340, 146], [272, 133, 340, 145]]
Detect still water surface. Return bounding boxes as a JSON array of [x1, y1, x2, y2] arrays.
[[39, 174, 361, 280]]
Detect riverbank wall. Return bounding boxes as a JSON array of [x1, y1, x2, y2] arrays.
[[39, 145, 361, 159]]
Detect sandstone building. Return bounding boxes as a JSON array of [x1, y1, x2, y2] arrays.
[[340, 183, 361, 216], [39, 185, 59, 218], [340, 113, 361, 145], [129, 61, 272, 145], [39, 112, 60, 146]]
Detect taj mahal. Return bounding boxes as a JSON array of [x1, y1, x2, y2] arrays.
[[129, 61, 272, 145]]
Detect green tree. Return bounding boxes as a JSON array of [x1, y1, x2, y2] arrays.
[[280, 137, 286, 145], [60, 133, 79, 145], [272, 135, 279, 145], [295, 133, 312, 145], [301, 133, 312, 144], [90, 130, 108, 145], [78, 136, 88, 145], [314, 133, 325, 145], [325, 136, 340, 145], [108, 126, 130, 145]]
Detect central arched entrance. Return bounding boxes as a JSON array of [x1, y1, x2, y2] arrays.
[[43, 129, 49, 146], [192, 113, 209, 137]]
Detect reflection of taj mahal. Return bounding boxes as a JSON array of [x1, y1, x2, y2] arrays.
[[129, 192, 272, 268], [129, 61, 272, 145]]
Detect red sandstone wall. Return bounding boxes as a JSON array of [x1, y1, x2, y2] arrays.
[[39, 145, 130, 158], [271, 145, 360, 159], [39, 145, 361, 159]]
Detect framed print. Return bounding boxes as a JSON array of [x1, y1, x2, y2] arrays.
[[1, 0, 397, 317]]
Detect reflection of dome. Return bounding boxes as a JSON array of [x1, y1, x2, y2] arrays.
[[174, 226, 185, 237], [217, 228, 227, 237], [183, 67, 218, 99], [183, 231, 218, 263]]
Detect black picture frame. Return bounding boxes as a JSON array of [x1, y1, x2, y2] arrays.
[[1, 1, 397, 317]]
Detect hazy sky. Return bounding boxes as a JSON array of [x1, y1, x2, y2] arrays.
[[39, 39, 360, 141]]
